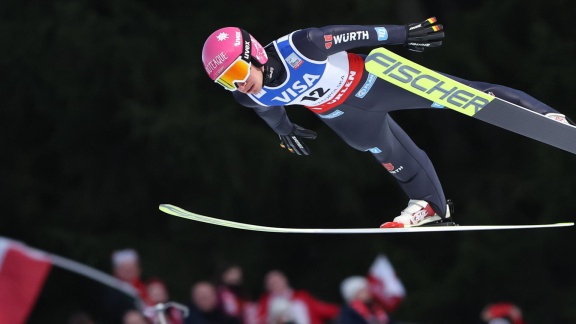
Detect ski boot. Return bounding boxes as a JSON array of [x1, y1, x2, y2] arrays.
[[381, 199, 456, 228], [545, 113, 574, 126]]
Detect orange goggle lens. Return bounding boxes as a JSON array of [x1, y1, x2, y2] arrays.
[[215, 56, 251, 91]]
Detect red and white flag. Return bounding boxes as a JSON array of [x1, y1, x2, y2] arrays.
[[367, 254, 406, 313], [0, 238, 52, 324]]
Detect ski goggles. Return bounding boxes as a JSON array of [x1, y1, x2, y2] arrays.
[[214, 55, 252, 91], [215, 29, 253, 91]]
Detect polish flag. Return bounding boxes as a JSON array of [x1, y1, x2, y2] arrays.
[[367, 254, 406, 313], [0, 238, 52, 324]]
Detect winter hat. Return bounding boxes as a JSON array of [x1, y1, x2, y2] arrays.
[[112, 248, 139, 267], [340, 276, 368, 302]]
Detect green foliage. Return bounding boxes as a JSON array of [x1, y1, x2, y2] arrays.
[[2, 0, 576, 322]]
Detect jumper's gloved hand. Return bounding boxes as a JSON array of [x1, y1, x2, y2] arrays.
[[279, 124, 317, 155], [405, 17, 444, 52]]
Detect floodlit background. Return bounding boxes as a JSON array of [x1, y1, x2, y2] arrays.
[[2, 0, 575, 323]]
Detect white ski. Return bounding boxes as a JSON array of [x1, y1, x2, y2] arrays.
[[159, 204, 573, 234]]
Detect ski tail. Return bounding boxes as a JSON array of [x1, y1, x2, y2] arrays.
[[365, 47, 576, 154]]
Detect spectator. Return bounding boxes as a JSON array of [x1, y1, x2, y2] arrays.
[[267, 297, 297, 324], [481, 302, 525, 324], [102, 249, 148, 322], [185, 281, 241, 324], [145, 278, 184, 324], [216, 263, 259, 324], [257, 270, 339, 324], [123, 309, 151, 324], [336, 276, 389, 324], [112, 248, 149, 303]]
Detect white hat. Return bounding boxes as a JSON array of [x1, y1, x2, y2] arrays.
[[340, 276, 368, 302], [112, 248, 139, 266]]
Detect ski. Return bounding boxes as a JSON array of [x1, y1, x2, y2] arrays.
[[364, 47, 576, 154], [159, 204, 573, 234]]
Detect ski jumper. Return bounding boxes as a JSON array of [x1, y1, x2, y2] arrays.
[[232, 25, 559, 216]]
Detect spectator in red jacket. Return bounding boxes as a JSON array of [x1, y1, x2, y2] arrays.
[[102, 249, 149, 322], [112, 248, 149, 304], [481, 302, 525, 324], [336, 276, 389, 324], [145, 278, 184, 324], [216, 263, 259, 324], [257, 270, 339, 324]]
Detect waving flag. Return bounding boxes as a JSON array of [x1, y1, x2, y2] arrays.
[[0, 238, 52, 324], [0, 237, 142, 324], [367, 254, 406, 312]]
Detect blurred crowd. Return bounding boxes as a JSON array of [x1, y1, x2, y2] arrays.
[[69, 248, 524, 324], [108, 248, 343, 324]]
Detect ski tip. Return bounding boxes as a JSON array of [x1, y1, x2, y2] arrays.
[[159, 204, 177, 213], [548, 222, 573, 226]]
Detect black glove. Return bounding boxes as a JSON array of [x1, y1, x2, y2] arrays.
[[279, 124, 317, 155], [405, 17, 445, 52]]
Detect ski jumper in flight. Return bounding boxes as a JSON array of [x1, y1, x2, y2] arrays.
[[201, 18, 571, 228]]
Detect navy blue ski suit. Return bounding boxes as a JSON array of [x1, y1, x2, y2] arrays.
[[232, 24, 558, 216]]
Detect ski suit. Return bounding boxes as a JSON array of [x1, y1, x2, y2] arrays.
[[232, 25, 558, 216]]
